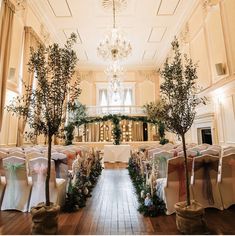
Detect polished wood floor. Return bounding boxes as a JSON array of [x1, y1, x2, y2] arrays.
[[1, 163, 235, 235]]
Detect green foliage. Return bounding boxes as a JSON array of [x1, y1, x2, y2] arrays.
[[128, 156, 166, 217], [65, 101, 87, 145], [63, 155, 103, 212], [143, 102, 169, 144], [158, 121, 169, 145], [160, 37, 206, 137], [7, 33, 81, 206], [76, 114, 159, 145], [64, 122, 75, 145], [160, 37, 206, 206]]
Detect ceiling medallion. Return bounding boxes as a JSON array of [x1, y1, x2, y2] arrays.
[[101, 0, 127, 12]]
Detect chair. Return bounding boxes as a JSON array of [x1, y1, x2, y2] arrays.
[[0, 148, 9, 154], [148, 148, 162, 158], [1, 156, 31, 212], [178, 149, 198, 158], [28, 157, 66, 211], [0, 151, 7, 176], [7, 151, 26, 158], [218, 153, 235, 209], [161, 143, 174, 151], [200, 149, 220, 157], [223, 147, 235, 156], [191, 155, 223, 210], [156, 156, 193, 215], [8, 147, 23, 153], [153, 151, 173, 160], [51, 153, 68, 179], [26, 152, 43, 160]]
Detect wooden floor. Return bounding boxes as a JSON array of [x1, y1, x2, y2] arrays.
[[1, 163, 235, 235]]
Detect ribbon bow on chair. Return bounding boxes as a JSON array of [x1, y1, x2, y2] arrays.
[[54, 158, 67, 178], [168, 159, 192, 202], [4, 162, 25, 206], [32, 163, 47, 184], [194, 159, 219, 205], [228, 158, 235, 196]]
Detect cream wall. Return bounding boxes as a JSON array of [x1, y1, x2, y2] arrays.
[[162, 0, 235, 146], [0, 1, 52, 146], [78, 70, 159, 107]]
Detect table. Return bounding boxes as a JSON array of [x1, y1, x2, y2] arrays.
[[103, 144, 131, 163]]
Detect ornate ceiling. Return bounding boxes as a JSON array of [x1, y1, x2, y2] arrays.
[[28, 0, 198, 70]]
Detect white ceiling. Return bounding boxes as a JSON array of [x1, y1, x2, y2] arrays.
[[29, 0, 197, 71]]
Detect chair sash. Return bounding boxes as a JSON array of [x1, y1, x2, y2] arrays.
[[194, 159, 219, 205], [228, 158, 235, 197], [168, 159, 192, 201], [54, 158, 67, 178], [4, 163, 25, 206]]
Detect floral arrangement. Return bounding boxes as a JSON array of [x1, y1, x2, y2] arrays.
[[63, 153, 103, 212], [128, 156, 166, 217]]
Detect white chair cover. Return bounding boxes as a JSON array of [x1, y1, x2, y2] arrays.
[[147, 148, 162, 158], [0, 148, 9, 153], [7, 151, 25, 158], [0, 152, 7, 177], [1, 156, 31, 212], [8, 147, 23, 153], [218, 153, 235, 209], [26, 152, 43, 160], [156, 156, 193, 215], [51, 153, 68, 179], [223, 147, 235, 156], [161, 143, 174, 151], [28, 157, 66, 211], [191, 155, 223, 210], [200, 149, 220, 157]]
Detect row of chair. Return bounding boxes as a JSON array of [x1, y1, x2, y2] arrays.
[[154, 153, 235, 215], [0, 156, 66, 212]]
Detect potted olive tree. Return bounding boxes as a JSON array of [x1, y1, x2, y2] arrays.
[[7, 33, 81, 234], [160, 37, 206, 234]]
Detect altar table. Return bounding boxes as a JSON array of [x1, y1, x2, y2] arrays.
[[104, 144, 131, 163]]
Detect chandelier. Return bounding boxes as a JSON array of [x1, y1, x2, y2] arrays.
[[105, 61, 124, 77], [97, 0, 132, 61]]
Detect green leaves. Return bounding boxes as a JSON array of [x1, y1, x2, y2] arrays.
[[160, 37, 205, 136], [7, 33, 81, 139]]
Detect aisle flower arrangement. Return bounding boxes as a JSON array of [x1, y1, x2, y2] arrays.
[[63, 153, 103, 212], [128, 155, 166, 217]]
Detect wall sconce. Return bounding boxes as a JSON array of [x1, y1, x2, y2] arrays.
[[215, 63, 226, 76]]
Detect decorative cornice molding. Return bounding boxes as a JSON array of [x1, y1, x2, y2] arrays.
[[179, 23, 189, 44], [137, 70, 158, 83], [201, 0, 220, 15], [15, 0, 26, 11], [79, 71, 93, 82], [40, 24, 50, 45]]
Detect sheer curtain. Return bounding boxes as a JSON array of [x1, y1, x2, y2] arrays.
[[0, 0, 15, 130], [17, 27, 42, 146]]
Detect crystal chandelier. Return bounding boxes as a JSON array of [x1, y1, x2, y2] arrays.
[[97, 0, 132, 61], [105, 61, 124, 77]]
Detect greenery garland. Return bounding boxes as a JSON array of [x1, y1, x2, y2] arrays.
[[74, 114, 159, 145], [128, 156, 166, 217], [63, 156, 103, 212]]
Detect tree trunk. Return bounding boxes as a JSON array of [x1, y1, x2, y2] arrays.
[[182, 133, 190, 206], [45, 134, 52, 206]]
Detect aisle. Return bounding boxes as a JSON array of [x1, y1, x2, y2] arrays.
[[68, 165, 156, 234]]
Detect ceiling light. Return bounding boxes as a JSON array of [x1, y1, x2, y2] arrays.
[[97, 0, 132, 61]]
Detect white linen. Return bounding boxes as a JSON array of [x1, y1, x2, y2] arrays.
[[191, 155, 223, 210], [218, 153, 235, 209], [28, 157, 66, 211], [104, 144, 131, 162], [1, 156, 31, 212]]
